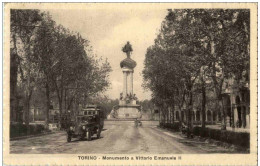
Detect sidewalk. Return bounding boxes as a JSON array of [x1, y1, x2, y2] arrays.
[[206, 124, 250, 133], [10, 130, 60, 141], [158, 125, 249, 153]]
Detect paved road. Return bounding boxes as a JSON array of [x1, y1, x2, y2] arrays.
[[10, 121, 236, 154]]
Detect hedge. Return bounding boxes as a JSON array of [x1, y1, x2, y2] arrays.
[[159, 123, 249, 149], [193, 126, 250, 149], [193, 121, 217, 125], [10, 123, 45, 138], [159, 122, 181, 132]]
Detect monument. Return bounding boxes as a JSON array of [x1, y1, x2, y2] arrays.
[[116, 41, 141, 119]]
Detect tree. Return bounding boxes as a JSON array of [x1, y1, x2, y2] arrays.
[[192, 9, 250, 129], [10, 9, 42, 129], [30, 11, 111, 128], [143, 9, 250, 132], [31, 12, 57, 129], [143, 9, 208, 137]]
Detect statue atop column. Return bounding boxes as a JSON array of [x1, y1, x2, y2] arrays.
[[120, 42, 136, 69], [122, 41, 133, 58]]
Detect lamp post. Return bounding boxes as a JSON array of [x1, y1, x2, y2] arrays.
[[222, 79, 235, 130], [230, 78, 235, 129]]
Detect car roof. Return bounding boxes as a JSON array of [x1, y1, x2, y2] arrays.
[[77, 115, 95, 117], [84, 104, 100, 108], [82, 108, 100, 110], [77, 115, 92, 117], [85, 104, 99, 107]]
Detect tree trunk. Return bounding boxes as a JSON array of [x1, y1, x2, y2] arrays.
[[23, 96, 31, 135], [162, 105, 166, 124], [166, 106, 169, 123], [55, 85, 63, 129], [171, 96, 175, 123], [220, 99, 226, 130], [45, 82, 50, 130], [187, 84, 193, 138], [201, 85, 206, 129], [15, 95, 20, 122], [10, 33, 19, 122], [150, 108, 153, 120], [10, 53, 18, 121], [172, 106, 175, 124], [210, 34, 226, 130], [33, 107, 36, 122], [178, 106, 183, 123], [67, 97, 74, 111], [158, 107, 161, 123], [58, 98, 63, 129]]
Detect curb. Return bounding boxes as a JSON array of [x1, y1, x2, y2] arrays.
[[105, 119, 159, 121], [10, 131, 59, 141]]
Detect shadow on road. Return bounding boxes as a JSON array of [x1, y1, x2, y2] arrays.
[[69, 136, 104, 143]]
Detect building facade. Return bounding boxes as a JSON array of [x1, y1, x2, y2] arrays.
[[159, 74, 250, 129]]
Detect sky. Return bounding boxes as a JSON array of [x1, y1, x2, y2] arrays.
[[45, 8, 168, 100]]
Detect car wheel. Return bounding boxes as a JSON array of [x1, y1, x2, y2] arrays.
[[67, 134, 71, 142], [97, 128, 101, 139], [86, 131, 91, 141], [80, 134, 85, 140]]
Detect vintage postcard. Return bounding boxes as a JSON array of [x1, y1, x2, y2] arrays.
[[3, 2, 258, 165]]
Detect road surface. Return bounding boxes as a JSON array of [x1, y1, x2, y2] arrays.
[[10, 121, 237, 154]]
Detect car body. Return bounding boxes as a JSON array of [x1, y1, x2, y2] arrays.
[[66, 105, 104, 142], [81, 105, 104, 130]]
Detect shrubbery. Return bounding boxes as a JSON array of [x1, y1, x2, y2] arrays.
[[10, 123, 45, 138], [160, 123, 249, 149], [193, 126, 249, 149], [159, 122, 181, 132], [193, 121, 217, 125]]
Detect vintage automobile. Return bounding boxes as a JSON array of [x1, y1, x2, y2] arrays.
[[66, 105, 104, 142], [82, 105, 104, 130]]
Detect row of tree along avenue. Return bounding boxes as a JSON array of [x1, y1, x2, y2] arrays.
[[143, 9, 250, 137], [10, 9, 112, 132]]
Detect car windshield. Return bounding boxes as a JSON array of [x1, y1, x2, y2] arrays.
[[77, 116, 95, 123]]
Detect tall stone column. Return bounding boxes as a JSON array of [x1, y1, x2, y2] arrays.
[[123, 71, 127, 97], [211, 111, 214, 124], [130, 71, 133, 95]]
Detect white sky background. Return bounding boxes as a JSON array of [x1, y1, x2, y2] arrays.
[[45, 8, 168, 100]]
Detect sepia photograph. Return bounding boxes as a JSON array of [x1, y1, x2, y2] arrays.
[[3, 2, 257, 166]]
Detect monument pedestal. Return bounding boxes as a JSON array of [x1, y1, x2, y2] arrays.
[[117, 105, 140, 119], [117, 100, 140, 119]]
